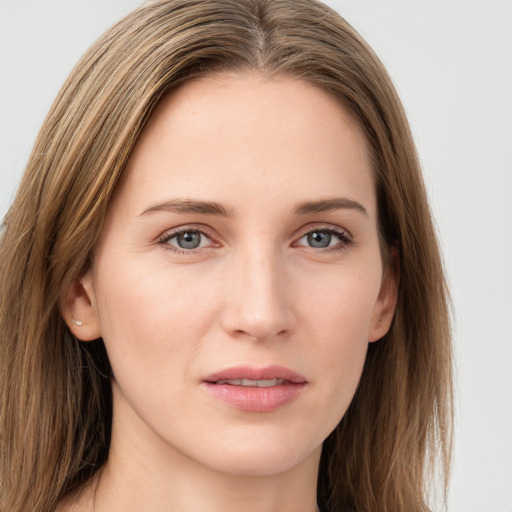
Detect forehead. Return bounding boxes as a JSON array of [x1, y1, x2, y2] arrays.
[[113, 71, 375, 217]]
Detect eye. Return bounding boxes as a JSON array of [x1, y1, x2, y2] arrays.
[[159, 228, 214, 251], [295, 227, 352, 250]]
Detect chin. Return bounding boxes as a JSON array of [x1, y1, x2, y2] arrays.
[[207, 449, 317, 478], [185, 426, 324, 478]]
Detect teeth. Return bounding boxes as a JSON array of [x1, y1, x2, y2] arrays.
[[216, 378, 285, 387]]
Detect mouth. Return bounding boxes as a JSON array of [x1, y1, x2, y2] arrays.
[[202, 365, 307, 413], [214, 378, 287, 387]]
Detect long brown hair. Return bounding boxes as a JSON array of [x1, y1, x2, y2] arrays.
[[0, 1, 452, 510]]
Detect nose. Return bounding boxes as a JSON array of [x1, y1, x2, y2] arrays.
[[220, 247, 296, 342]]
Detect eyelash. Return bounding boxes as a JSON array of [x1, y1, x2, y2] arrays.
[[157, 227, 218, 254], [157, 225, 353, 254], [294, 226, 353, 252]]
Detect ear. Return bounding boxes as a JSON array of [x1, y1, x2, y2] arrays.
[[368, 248, 400, 343], [60, 269, 102, 341]]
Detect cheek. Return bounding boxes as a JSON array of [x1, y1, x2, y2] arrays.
[[93, 258, 219, 385], [299, 266, 381, 411], [314, 301, 370, 389], [303, 263, 381, 344]]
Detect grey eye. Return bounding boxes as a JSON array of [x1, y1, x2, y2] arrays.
[[175, 231, 202, 249], [160, 227, 215, 252], [307, 231, 332, 248], [295, 228, 350, 250]]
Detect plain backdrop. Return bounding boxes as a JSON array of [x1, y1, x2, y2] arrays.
[[1, 1, 511, 511]]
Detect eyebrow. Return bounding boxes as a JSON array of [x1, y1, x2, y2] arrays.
[[294, 197, 368, 216], [140, 196, 368, 218], [140, 199, 231, 217]]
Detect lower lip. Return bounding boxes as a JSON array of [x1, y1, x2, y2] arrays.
[[201, 382, 306, 412]]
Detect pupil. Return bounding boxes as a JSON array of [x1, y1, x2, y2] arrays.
[[177, 232, 200, 249], [308, 231, 331, 248]]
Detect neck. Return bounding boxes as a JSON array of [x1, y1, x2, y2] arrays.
[[96, 457, 321, 512], [92, 384, 322, 512]]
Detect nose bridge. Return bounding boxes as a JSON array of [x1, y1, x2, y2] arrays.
[[222, 241, 294, 341]]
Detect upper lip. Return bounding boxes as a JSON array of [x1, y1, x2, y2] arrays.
[[203, 365, 307, 384]]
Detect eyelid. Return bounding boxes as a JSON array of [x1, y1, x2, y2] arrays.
[[155, 223, 353, 253], [157, 224, 220, 251], [292, 224, 354, 249], [295, 223, 353, 241]]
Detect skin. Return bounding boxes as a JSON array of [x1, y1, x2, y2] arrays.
[[61, 72, 397, 512]]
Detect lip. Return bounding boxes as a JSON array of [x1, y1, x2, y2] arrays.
[[201, 365, 307, 413]]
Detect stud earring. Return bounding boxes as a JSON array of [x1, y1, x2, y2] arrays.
[[71, 318, 84, 326]]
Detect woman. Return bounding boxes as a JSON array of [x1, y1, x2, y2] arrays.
[[0, 1, 452, 511]]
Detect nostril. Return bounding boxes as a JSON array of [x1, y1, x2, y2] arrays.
[[231, 328, 290, 342], [233, 329, 258, 340]]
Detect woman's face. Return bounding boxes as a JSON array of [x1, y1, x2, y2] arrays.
[[67, 72, 397, 478]]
